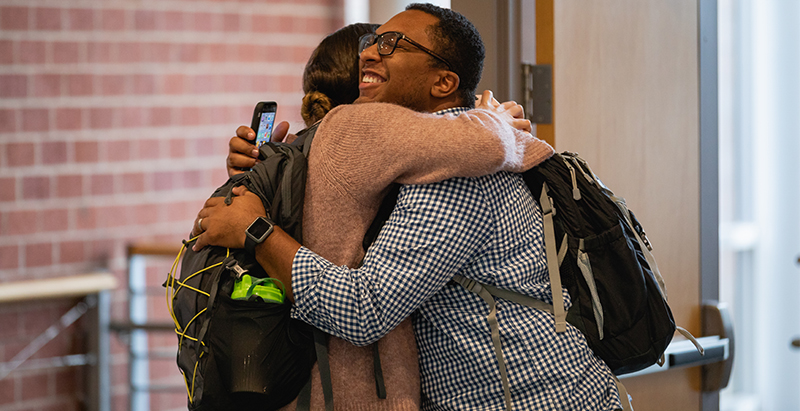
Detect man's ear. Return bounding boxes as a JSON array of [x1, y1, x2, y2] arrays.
[[431, 70, 460, 99]]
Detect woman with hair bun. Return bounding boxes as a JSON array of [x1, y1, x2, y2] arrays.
[[219, 22, 552, 410]]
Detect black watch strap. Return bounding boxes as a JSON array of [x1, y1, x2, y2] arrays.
[[244, 216, 274, 254]]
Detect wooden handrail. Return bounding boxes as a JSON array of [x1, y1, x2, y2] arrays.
[[0, 273, 117, 304], [127, 243, 183, 258]]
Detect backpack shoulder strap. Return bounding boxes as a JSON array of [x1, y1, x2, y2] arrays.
[[539, 182, 567, 333]]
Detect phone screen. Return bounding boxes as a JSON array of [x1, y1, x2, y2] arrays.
[[255, 111, 276, 148]]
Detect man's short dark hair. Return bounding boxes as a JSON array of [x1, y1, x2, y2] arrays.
[[406, 3, 484, 108]]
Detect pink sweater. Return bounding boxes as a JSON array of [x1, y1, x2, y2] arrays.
[[283, 102, 554, 410]]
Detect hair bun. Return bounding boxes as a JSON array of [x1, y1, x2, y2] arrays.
[[301, 90, 334, 127]]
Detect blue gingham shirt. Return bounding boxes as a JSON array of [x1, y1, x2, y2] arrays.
[[291, 108, 622, 410]]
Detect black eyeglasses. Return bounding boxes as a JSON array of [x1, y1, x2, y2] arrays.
[[358, 31, 453, 72]]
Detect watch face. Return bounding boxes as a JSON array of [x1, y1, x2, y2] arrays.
[[249, 218, 272, 239]]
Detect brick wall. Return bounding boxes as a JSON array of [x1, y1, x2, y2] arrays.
[[0, 0, 344, 409]]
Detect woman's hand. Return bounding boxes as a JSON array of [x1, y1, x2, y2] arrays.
[[475, 90, 531, 133]]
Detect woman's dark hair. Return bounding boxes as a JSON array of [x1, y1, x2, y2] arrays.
[[301, 23, 379, 126], [405, 3, 485, 108]]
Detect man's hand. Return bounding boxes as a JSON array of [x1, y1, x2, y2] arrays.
[[192, 186, 267, 251], [475, 90, 532, 133], [226, 121, 292, 177]]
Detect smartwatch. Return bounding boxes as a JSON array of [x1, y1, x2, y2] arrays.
[[244, 216, 274, 255]]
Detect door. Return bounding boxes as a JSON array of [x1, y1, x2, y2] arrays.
[[453, 0, 721, 409], [540, 1, 709, 410]]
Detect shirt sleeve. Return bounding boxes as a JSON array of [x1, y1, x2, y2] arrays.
[[291, 177, 494, 346]]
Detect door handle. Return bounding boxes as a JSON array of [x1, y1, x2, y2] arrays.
[[701, 301, 734, 392]]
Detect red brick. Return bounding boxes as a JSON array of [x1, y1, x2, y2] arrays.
[[35, 7, 62, 30], [0, 74, 27, 97], [0, 377, 14, 405], [90, 173, 114, 195], [149, 106, 172, 126], [0, 109, 15, 132], [119, 42, 142, 63], [88, 42, 112, 63], [25, 242, 54, 267], [89, 107, 114, 129], [75, 207, 96, 230], [207, 43, 229, 62], [56, 174, 83, 198], [237, 43, 258, 62], [22, 176, 50, 200], [193, 12, 216, 31], [3, 210, 36, 235], [19, 40, 46, 64], [66, 74, 93, 95], [1, 6, 29, 30], [134, 10, 156, 30], [6, 142, 34, 166], [100, 9, 125, 31], [121, 172, 145, 193], [182, 169, 202, 188], [53, 41, 79, 64], [153, 171, 175, 191], [20, 371, 50, 401], [43, 141, 68, 164], [195, 137, 216, 156], [162, 11, 186, 31], [42, 208, 69, 232], [107, 140, 131, 162], [138, 138, 161, 159], [67, 8, 93, 30], [75, 141, 98, 163], [0, 245, 19, 269], [99, 74, 125, 95], [162, 74, 185, 94], [0, 40, 12, 64], [53, 368, 79, 396], [134, 203, 159, 224], [251, 14, 276, 33], [22, 108, 50, 132], [177, 43, 199, 62], [56, 107, 83, 130], [133, 74, 155, 94], [169, 138, 186, 158], [149, 42, 171, 63], [121, 107, 144, 128], [0, 177, 15, 201], [59, 241, 85, 264], [222, 13, 239, 31], [32, 74, 61, 97]]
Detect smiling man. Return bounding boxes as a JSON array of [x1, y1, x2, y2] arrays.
[[195, 3, 623, 410]]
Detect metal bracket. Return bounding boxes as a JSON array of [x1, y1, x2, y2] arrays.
[[702, 301, 735, 392], [522, 64, 553, 124]]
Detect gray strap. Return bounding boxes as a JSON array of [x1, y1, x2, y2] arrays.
[[539, 183, 567, 333], [576, 239, 605, 340], [479, 282, 554, 315], [613, 375, 634, 411], [452, 275, 513, 411]]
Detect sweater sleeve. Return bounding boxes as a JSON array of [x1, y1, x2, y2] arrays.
[[312, 102, 554, 202]]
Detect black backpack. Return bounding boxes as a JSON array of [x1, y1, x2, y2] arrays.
[[451, 152, 701, 410], [166, 124, 339, 411]]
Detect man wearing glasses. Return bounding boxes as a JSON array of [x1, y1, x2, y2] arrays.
[[195, 3, 622, 410]]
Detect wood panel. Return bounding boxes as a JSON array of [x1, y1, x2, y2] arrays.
[[550, 1, 702, 410]]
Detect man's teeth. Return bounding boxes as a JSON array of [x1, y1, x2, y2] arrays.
[[362, 75, 385, 83]]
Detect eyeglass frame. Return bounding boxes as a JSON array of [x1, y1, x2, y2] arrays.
[[358, 31, 454, 72]]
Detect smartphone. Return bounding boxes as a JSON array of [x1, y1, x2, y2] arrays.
[[250, 101, 277, 148]]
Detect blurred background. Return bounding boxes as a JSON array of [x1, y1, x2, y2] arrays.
[[1, 0, 798, 410]]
